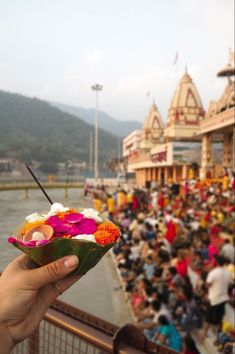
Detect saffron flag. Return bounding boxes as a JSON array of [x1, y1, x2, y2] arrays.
[[173, 51, 178, 65]]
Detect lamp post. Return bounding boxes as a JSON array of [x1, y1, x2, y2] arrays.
[[91, 84, 103, 181], [89, 131, 93, 174]]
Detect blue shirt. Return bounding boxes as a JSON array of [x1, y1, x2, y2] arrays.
[[159, 323, 182, 351], [143, 263, 155, 280], [145, 230, 156, 241]]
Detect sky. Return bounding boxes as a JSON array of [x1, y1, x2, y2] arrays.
[[0, 0, 234, 123]]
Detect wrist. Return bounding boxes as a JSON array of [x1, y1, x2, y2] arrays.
[[0, 324, 14, 354]]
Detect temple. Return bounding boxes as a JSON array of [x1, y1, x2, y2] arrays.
[[200, 51, 235, 179], [140, 101, 164, 150], [164, 68, 204, 139], [124, 53, 235, 187]]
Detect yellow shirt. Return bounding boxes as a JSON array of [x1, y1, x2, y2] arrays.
[[200, 216, 207, 229], [189, 168, 194, 180], [164, 198, 169, 206], [107, 197, 115, 213], [222, 321, 235, 333], [127, 192, 133, 203], [93, 198, 102, 212], [117, 192, 126, 208], [222, 175, 229, 190], [217, 212, 224, 224]]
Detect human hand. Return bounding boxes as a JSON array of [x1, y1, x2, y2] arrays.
[[0, 254, 80, 353]]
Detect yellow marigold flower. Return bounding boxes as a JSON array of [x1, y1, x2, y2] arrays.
[[21, 221, 45, 235]]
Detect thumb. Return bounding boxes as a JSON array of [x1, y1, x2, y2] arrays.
[[26, 255, 79, 289]]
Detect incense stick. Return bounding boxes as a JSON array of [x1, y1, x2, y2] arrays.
[[26, 165, 53, 205]]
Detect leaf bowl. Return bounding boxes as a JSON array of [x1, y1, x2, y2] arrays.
[[9, 237, 115, 275]]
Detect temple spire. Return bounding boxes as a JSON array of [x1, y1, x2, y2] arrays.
[[164, 70, 205, 140], [140, 101, 164, 149]]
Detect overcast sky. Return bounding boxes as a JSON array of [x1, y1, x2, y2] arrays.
[[0, 0, 234, 122]]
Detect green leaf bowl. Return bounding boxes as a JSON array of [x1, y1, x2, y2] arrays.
[[10, 237, 115, 275]]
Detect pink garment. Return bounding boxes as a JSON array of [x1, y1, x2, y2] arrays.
[[184, 183, 190, 195], [210, 225, 222, 237], [132, 195, 138, 211], [176, 258, 188, 277], [165, 220, 176, 244], [131, 294, 145, 308], [232, 179, 235, 190], [158, 195, 164, 208], [208, 244, 219, 261]]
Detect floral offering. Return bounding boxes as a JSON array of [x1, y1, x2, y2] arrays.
[[8, 203, 120, 275]]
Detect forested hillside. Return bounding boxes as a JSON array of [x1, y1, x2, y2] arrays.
[[0, 90, 119, 172], [51, 102, 142, 137]]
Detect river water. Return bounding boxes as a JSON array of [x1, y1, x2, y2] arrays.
[[0, 189, 133, 325]]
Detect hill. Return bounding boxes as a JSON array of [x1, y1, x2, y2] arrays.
[[50, 102, 142, 138], [0, 90, 119, 172]]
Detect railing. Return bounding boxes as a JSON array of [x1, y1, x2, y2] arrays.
[[0, 182, 84, 192], [12, 299, 179, 354], [0, 176, 85, 194], [0, 176, 85, 184]]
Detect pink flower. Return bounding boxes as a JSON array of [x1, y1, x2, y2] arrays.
[[8, 237, 49, 248], [64, 213, 84, 223], [46, 213, 97, 237]]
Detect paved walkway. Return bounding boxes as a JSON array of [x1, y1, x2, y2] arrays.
[[60, 252, 134, 326], [104, 252, 135, 325], [189, 266, 234, 354]]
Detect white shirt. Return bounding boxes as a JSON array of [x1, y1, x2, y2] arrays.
[[131, 245, 140, 260], [190, 221, 200, 231], [165, 214, 173, 223], [153, 305, 171, 324], [207, 267, 232, 306], [221, 244, 235, 263]]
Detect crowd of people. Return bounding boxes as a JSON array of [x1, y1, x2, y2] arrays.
[[92, 174, 235, 353]]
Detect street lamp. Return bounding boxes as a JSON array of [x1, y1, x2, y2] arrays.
[[91, 84, 103, 181]]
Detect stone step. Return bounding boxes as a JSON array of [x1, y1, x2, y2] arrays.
[[192, 330, 220, 354]]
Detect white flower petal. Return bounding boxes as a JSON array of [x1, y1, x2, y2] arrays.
[[73, 234, 97, 243], [47, 203, 69, 216], [31, 232, 46, 241], [80, 208, 103, 223], [25, 212, 46, 223]]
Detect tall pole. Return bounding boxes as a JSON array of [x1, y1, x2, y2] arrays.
[[91, 84, 103, 181], [89, 131, 93, 173], [117, 136, 120, 173], [95, 90, 99, 180]]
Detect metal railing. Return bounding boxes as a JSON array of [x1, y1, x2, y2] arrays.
[[0, 176, 85, 184], [0, 182, 84, 192], [12, 299, 179, 354]]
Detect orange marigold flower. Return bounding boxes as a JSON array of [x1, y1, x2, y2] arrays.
[[21, 221, 45, 235], [94, 222, 120, 245]]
